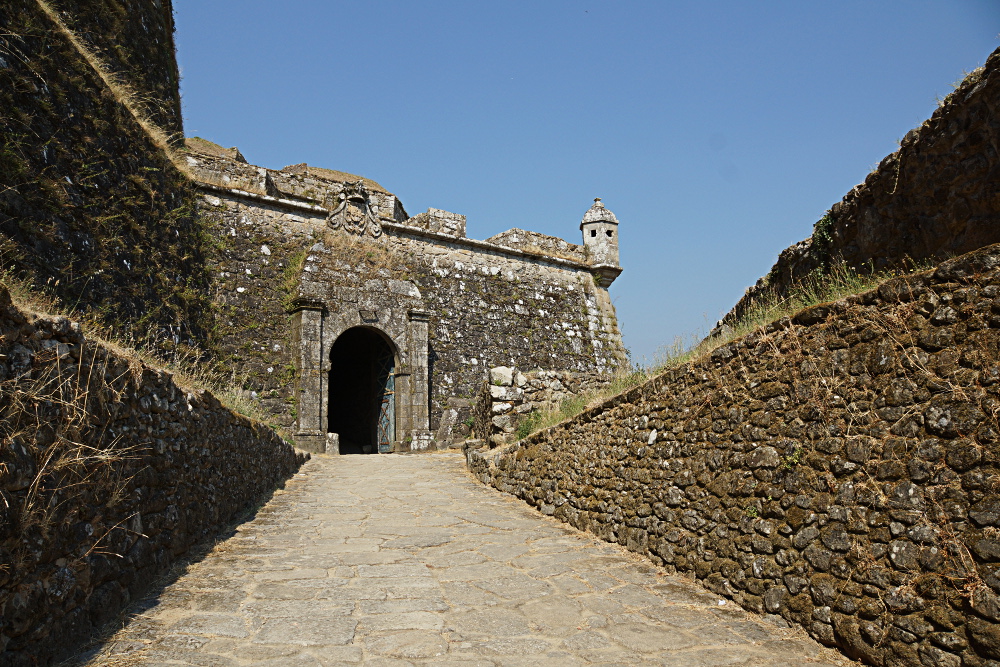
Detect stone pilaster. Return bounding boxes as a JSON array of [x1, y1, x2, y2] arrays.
[[289, 298, 326, 452], [407, 309, 431, 446]]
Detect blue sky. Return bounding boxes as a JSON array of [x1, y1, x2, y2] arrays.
[[173, 1, 1000, 365]]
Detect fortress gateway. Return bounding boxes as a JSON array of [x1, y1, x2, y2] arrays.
[[184, 139, 627, 453]]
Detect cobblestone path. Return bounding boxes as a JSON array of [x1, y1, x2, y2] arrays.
[[82, 453, 852, 666]]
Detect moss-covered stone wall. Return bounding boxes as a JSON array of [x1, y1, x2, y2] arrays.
[[470, 244, 1000, 666], [0, 0, 210, 353], [40, 0, 183, 138]]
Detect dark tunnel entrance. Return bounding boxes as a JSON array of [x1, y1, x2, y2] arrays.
[[328, 327, 396, 454]]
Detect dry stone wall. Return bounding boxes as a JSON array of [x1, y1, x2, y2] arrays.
[[472, 366, 610, 445], [725, 46, 1000, 328], [470, 244, 1000, 666], [0, 287, 305, 667]]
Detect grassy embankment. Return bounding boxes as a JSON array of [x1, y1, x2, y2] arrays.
[[515, 260, 934, 440]]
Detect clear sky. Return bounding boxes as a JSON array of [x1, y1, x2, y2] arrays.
[[173, 1, 1000, 366]]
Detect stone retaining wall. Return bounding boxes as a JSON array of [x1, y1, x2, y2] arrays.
[[470, 244, 1000, 666], [472, 366, 610, 445], [0, 288, 306, 666]]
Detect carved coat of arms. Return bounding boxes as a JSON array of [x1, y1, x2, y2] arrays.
[[327, 181, 382, 237]]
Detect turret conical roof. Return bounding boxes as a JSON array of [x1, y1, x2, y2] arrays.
[[581, 198, 619, 226]]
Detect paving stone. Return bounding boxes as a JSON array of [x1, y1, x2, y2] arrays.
[[169, 614, 250, 638], [79, 454, 852, 666], [474, 574, 554, 600], [561, 630, 612, 650], [467, 637, 554, 655], [240, 599, 354, 619], [605, 621, 701, 652], [300, 646, 364, 664], [357, 611, 444, 632], [519, 597, 584, 632], [364, 630, 449, 659], [253, 618, 358, 646], [253, 568, 329, 581], [357, 598, 448, 614], [192, 590, 254, 612], [449, 607, 532, 637]]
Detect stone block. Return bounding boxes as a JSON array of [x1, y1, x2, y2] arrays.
[[490, 385, 522, 401], [491, 367, 514, 387]]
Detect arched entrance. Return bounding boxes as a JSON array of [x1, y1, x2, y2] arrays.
[[328, 327, 396, 454]]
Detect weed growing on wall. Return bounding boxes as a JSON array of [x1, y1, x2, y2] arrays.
[[280, 249, 308, 308], [729, 259, 934, 342], [1, 341, 147, 580], [513, 369, 648, 440], [321, 230, 413, 282], [935, 65, 985, 108]]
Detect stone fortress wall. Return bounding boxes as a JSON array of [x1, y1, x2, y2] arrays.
[[470, 244, 1000, 667], [0, 0, 212, 354], [723, 46, 1000, 329], [185, 141, 627, 452]]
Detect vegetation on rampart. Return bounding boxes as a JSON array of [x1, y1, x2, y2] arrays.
[[513, 260, 936, 441]]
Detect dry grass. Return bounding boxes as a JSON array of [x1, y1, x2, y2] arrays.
[[302, 165, 387, 194], [0, 337, 148, 577], [0, 267, 277, 430], [34, 0, 186, 172], [649, 260, 935, 372], [516, 242, 587, 263], [514, 370, 648, 440], [513, 261, 934, 441], [321, 230, 412, 281]]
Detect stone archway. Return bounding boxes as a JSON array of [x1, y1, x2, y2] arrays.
[[328, 327, 397, 454], [288, 284, 433, 454]]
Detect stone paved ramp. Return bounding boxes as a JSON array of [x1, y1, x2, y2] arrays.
[[81, 453, 852, 666]]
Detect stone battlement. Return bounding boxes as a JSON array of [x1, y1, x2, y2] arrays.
[[183, 138, 618, 274]]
